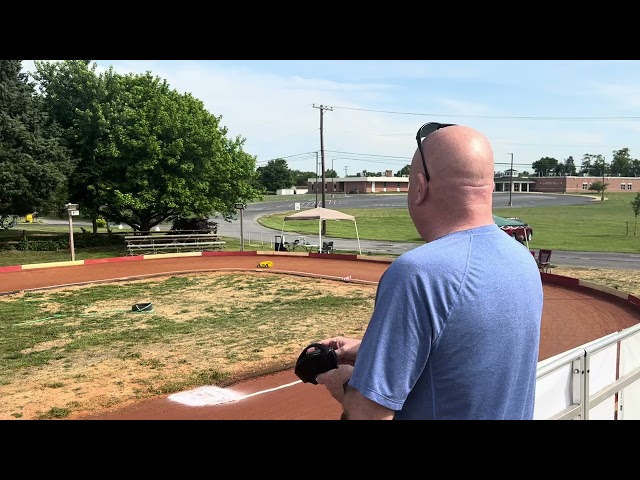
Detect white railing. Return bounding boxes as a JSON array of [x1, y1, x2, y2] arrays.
[[534, 322, 640, 420]]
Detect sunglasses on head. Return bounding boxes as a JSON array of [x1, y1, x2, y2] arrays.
[[415, 122, 457, 182]]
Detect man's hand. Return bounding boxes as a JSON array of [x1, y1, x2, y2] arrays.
[[316, 365, 354, 403], [316, 336, 361, 366]]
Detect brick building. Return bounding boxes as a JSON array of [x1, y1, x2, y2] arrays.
[[308, 170, 409, 194], [496, 175, 640, 194], [308, 171, 640, 195]]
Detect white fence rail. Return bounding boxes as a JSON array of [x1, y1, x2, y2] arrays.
[[534, 322, 640, 420]]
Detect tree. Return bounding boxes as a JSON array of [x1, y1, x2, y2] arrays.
[[631, 193, 640, 235], [325, 168, 337, 178], [291, 170, 316, 186], [93, 71, 260, 232], [610, 148, 633, 177], [579, 155, 592, 175], [32, 60, 116, 233], [0, 60, 74, 218], [580, 154, 606, 177], [260, 158, 294, 192], [36, 65, 261, 232], [532, 157, 559, 176], [588, 180, 608, 194], [396, 164, 410, 176], [564, 156, 577, 175]]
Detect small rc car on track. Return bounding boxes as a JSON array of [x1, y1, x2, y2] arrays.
[[257, 260, 273, 268]]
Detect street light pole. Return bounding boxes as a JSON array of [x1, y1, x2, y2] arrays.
[[508, 153, 514, 207], [65, 203, 79, 261], [331, 159, 335, 194], [235, 203, 245, 251], [68, 213, 75, 261], [315, 151, 319, 208], [601, 156, 606, 202]]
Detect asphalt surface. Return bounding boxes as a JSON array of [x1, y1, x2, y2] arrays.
[[36, 192, 640, 270]]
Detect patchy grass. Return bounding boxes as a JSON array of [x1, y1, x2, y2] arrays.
[[0, 272, 376, 420], [550, 266, 640, 297]]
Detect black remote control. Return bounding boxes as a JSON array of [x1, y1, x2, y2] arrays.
[[294, 343, 338, 384]]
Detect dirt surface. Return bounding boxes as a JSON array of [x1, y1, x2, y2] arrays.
[[0, 271, 376, 420], [1, 253, 638, 420]]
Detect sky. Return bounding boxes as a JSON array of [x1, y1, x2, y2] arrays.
[[20, 60, 640, 177]]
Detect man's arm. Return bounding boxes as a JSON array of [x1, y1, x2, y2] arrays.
[[342, 385, 395, 420]]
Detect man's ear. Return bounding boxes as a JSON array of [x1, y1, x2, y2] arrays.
[[413, 173, 428, 205]]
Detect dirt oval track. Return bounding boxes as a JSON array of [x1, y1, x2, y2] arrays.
[[1, 252, 638, 420]]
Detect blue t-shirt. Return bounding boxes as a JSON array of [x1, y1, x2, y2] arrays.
[[348, 224, 543, 419]]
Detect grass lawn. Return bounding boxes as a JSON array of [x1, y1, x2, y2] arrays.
[[258, 192, 640, 253], [2, 192, 640, 269]]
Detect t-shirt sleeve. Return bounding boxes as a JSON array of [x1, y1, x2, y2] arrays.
[[348, 259, 435, 411]]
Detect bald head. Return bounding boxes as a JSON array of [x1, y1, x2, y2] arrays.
[[414, 125, 494, 189], [408, 125, 496, 241]]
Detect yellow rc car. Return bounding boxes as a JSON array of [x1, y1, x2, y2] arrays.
[[257, 260, 273, 268]]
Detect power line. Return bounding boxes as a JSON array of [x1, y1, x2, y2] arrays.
[[257, 149, 410, 167], [258, 149, 578, 171], [329, 105, 640, 121], [325, 149, 408, 159], [255, 153, 317, 166]]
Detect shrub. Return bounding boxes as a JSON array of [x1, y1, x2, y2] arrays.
[[170, 217, 218, 234], [15, 238, 68, 251]]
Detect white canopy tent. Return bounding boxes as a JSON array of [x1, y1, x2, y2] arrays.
[[281, 207, 361, 255]]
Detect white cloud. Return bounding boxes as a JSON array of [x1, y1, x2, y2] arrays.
[[18, 60, 640, 173]]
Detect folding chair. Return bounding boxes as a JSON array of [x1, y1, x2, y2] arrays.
[[321, 241, 334, 254], [537, 249, 552, 273]]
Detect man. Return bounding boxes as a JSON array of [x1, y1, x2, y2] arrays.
[[314, 123, 544, 420]]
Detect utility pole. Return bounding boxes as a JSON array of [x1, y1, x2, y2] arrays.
[[315, 151, 319, 207], [344, 166, 348, 177], [331, 159, 335, 194], [313, 104, 332, 234], [508, 153, 514, 207], [601, 156, 606, 202]]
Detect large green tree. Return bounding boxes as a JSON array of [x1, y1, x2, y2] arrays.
[[565, 156, 577, 175], [531, 157, 559, 176], [33, 60, 122, 233], [396, 164, 410, 176], [291, 170, 316, 186], [580, 154, 606, 176], [34, 64, 260, 232], [259, 158, 294, 192], [0, 60, 73, 219], [610, 148, 633, 177], [97, 72, 260, 231], [556, 156, 577, 176]]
